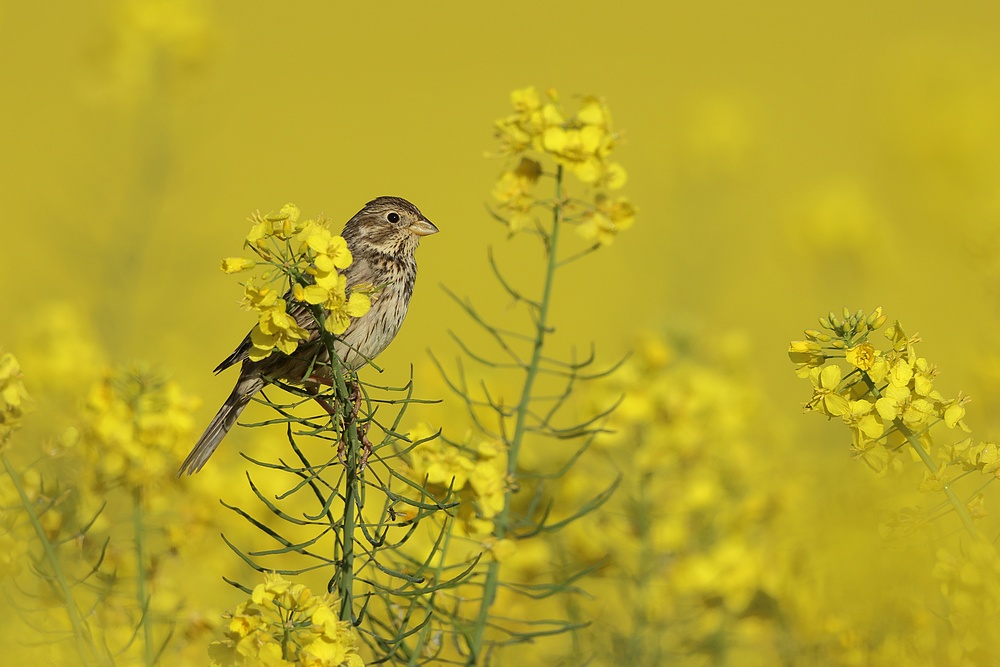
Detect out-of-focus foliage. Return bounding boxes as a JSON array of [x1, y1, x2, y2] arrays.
[[4, 1, 1000, 666]]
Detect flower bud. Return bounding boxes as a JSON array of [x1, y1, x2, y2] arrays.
[[221, 257, 256, 274]]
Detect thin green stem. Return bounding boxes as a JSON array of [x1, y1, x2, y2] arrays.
[[860, 374, 979, 538], [310, 304, 362, 623], [134, 487, 156, 666], [1, 452, 101, 667], [892, 420, 979, 537], [466, 166, 565, 664], [334, 367, 360, 623]]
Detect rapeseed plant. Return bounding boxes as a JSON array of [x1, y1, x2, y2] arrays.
[[791, 307, 1000, 664]]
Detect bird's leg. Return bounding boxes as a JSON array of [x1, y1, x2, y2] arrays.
[[308, 373, 371, 470]]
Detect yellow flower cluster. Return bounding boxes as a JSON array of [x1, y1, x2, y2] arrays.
[[790, 307, 982, 482], [491, 86, 635, 246], [557, 333, 783, 659], [79, 367, 199, 490], [0, 343, 232, 666], [223, 204, 371, 362], [405, 424, 509, 540], [0, 349, 29, 443], [209, 573, 364, 667]]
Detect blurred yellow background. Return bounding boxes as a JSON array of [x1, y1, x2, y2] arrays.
[[4, 0, 1000, 664], [4, 1, 1000, 410]]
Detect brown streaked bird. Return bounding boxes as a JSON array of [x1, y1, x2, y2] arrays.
[[178, 196, 438, 475]]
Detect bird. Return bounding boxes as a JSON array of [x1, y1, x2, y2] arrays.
[[178, 196, 438, 475]]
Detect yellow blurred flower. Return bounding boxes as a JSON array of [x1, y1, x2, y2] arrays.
[[510, 86, 541, 114], [491, 86, 634, 246], [577, 194, 636, 246], [481, 537, 517, 563], [79, 366, 199, 491], [99, 0, 212, 102], [469, 459, 506, 519], [0, 350, 30, 442], [492, 157, 542, 234], [0, 522, 28, 577], [411, 438, 475, 489], [405, 427, 511, 535]]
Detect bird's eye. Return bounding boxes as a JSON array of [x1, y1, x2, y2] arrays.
[[387, 212, 400, 223]]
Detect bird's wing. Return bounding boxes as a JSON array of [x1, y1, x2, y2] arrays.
[[213, 330, 253, 374]]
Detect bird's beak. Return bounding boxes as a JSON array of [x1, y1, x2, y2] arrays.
[[408, 218, 439, 237]]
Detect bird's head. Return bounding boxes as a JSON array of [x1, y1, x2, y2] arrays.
[[341, 196, 438, 258]]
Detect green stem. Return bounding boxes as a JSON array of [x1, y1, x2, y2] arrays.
[[310, 309, 360, 624], [1, 452, 101, 666], [892, 419, 979, 537], [334, 367, 360, 623], [409, 513, 457, 667], [466, 166, 565, 664], [861, 374, 979, 538], [134, 487, 156, 666]]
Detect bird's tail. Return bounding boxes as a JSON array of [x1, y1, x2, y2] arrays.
[[178, 374, 264, 475]]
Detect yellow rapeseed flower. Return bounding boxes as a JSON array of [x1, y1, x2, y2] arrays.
[[221, 257, 256, 274], [293, 275, 371, 336], [210, 573, 364, 667], [248, 300, 309, 361], [490, 87, 635, 248], [0, 350, 30, 442], [807, 364, 849, 417], [302, 227, 353, 272], [788, 340, 827, 377], [279, 222, 373, 335], [242, 281, 280, 311], [845, 342, 877, 370]]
